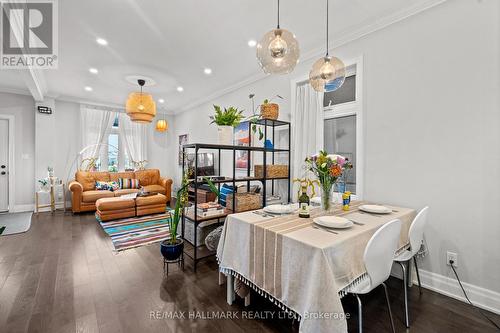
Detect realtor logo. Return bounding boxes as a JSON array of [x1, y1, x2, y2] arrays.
[[1, 0, 58, 69]]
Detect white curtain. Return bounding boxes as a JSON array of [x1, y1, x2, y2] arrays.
[[118, 112, 148, 167], [80, 105, 116, 161], [291, 82, 324, 200]]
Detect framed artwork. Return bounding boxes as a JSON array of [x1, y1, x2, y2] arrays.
[[234, 122, 254, 171], [178, 134, 188, 165]]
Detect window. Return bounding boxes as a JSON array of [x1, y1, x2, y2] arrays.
[[96, 114, 130, 172], [323, 63, 362, 195]]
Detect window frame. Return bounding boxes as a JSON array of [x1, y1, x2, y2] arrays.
[[323, 57, 364, 198]]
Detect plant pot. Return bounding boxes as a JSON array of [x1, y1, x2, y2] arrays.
[[260, 103, 279, 120], [217, 125, 233, 145], [160, 238, 184, 261]]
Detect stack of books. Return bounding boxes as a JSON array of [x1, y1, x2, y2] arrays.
[[195, 202, 225, 217]]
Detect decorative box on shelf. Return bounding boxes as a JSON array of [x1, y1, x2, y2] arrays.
[[255, 164, 288, 178], [179, 217, 220, 247], [226, 192, 262, 212]]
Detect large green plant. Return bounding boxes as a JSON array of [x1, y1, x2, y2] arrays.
[[168, 174, 190, 244], [209, 105, 244, 127]]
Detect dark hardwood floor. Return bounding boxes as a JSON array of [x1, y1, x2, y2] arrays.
[[0, 211, 499, 333]]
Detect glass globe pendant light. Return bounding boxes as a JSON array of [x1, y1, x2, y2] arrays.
[[256, 0, 300, 74], [309, 0, 346, 92]]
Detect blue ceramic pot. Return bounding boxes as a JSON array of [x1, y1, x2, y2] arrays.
[[160, 239, 184, 261]]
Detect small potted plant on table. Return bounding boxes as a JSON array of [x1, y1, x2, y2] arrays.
[[210, 105, 244, 145]]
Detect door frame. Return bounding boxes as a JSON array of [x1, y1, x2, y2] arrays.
[[0, 114, 15, 212]]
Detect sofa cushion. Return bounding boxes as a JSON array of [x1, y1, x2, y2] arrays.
[[118, 178, 140, 189], [143, 184, 166, 195], [76, 171, 110, 191], [113, 189, 140, 197], [134, 169, 160, 186], [96, 181, 119, 191], [109, 171, 135, 182], [82, 190, 114, 203]]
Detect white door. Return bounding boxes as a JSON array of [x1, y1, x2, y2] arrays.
[[0, 119, 9, 212]]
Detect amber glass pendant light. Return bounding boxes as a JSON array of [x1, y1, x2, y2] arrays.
[[309, 0, 346, 92]]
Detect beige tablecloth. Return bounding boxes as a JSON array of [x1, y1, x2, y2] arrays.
[[217, 201, 416, 333]]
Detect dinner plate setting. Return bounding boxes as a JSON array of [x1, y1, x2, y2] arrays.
[[313, 216, 353, 229], [263, 204, 296, 215], [359, 204, 392, 214]]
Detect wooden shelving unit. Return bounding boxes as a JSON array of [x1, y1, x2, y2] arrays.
[[181, 119, 291, 271]]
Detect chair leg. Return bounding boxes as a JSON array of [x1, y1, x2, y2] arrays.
[[355, 294, 363, 333], [413, 256, 423, 295], [382, 282, 396, 333], [398, 261, 410, 328]]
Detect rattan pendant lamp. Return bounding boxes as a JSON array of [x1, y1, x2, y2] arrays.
[[125, 79, 156, 123]]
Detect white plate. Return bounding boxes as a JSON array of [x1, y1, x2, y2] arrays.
[[359, 204, 392, 214], [263, 204, 294, 214], [313, 216, 353, 229]]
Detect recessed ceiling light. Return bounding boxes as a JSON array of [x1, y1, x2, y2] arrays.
[[89, 68, 98, 74], [84, 86, 93, 92], [96, 38, 108, 46], [158, 98, 165, 104], [248, 39, 257, 47], [176, 86, 184, 92], [204, 68, 212, 75]]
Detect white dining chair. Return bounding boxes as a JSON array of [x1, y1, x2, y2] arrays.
[[347, 219, 402, 333], [393, 206, 429, 328]]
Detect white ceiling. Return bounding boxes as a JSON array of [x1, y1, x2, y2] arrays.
[[0, 0, 439, 112]]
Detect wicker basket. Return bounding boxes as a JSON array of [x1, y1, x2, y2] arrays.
[[260, 103, 279, 120], [255, 165, 288, 178], [226, 192, 262, 212]]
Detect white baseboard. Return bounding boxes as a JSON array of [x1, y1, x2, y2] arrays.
[[418, 269, 500, 315], [11, 204, 35, 212]]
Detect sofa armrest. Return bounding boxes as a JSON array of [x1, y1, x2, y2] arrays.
[[68, 180, 83, 212], [159, 177, 173, 202]]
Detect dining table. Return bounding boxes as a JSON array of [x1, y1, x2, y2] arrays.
[[216, 200, 417, 333]]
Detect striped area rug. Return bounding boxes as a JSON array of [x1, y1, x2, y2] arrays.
[[98, 212, 172, 252]]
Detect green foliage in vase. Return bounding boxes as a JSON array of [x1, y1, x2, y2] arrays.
[[209, 105, 244, 127]]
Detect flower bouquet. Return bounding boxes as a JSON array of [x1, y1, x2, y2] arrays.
[[305, 150, 353, 211]]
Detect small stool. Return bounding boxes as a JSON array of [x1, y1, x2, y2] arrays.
[[163, 253, 184, 276]]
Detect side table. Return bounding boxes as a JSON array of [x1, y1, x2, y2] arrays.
[[35, 182, 66, 214]]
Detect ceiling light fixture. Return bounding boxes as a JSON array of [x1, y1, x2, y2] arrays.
[[309, 0, 345, 92], [89, 68, 98, 74], [155, 119, 168, 132], [248, 40, 257, 47], [204, 68, 212, 75], [125, 79, 156, 123], [96, 38, 108, 46], [256, 0, 300, 74], [176, 86, 184, 92], [158, 98, 165, 104], [84, 86, 93, 92]]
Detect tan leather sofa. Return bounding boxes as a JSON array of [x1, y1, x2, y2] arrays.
[[68, 169, 172, 213]]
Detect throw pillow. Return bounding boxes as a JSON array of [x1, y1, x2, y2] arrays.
[[219, 184, 235, 207], [95, 181, 119, 191], [119, 178, 140, 189]]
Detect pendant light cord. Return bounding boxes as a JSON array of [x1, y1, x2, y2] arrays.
[[326, 0, 329, 56], [277, 0, 280, 29]]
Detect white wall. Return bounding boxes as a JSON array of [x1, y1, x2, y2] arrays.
[[173, 0, 500, 302], [0, 92, 35, 210]]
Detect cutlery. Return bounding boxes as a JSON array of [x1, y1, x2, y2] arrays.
[[312, 225, 338, 234], [349, 220, 365, 226], [358, 211, 382, 218]]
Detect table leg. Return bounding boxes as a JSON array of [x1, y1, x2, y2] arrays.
[[35, 193, 38, 215], [226, 274, 235, 305], [218, 271, 225, 286], [50, 186, 55, 213], [63, 185, 66, 212], [244, 293, 251, 307]]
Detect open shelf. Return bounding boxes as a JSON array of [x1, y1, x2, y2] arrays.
[[188, 176, 289, 184], [182, 143, 289, 152]]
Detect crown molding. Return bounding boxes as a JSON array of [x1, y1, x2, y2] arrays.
[[0, 86, 33, 97], [176, 0, 448, 115]]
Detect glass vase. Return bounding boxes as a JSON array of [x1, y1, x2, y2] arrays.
[[320, 183, 334, 212]]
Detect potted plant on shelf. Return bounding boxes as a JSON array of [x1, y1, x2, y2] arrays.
[[209, 105, 244, 145], [160, 174, 190, 261], [247, 94, 284, 142]]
